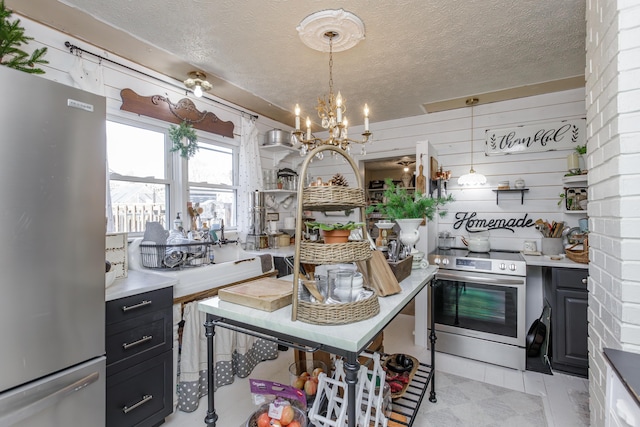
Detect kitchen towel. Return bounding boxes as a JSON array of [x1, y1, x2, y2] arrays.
[[176, 301, 278, 413]]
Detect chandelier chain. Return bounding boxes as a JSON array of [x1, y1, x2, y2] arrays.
[[328, 34, 334, 98]]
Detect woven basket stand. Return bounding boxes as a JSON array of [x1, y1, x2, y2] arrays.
[[291, 145, 376, 324]]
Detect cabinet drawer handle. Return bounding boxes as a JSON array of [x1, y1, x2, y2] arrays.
[[582, 278, 587, 284], [122, 335, 152, 350], [122, 394, 153, 414], [121, 300, 152, 312]]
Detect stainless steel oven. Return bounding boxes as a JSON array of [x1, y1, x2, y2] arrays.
[[428, 249, 527, 370]]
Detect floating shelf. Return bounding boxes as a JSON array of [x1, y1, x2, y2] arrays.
[[492, 188, 529, 204], [562, 174, 588, 185]]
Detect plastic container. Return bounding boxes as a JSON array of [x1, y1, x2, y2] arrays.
[[245, 403, 307, 427]]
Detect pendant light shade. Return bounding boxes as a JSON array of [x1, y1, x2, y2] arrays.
[[458, 97, 487, 186]]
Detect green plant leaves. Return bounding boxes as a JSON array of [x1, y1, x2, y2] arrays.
[[0, 1, 49, 74], [304, 221, 363, 231], [169, 121, 199, 158]]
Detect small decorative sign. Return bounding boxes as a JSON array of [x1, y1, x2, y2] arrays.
[[485, 119, 585, 155], [453, 212, 536, 233]]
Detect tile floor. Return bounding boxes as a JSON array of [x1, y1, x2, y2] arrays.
[[164, 314, 589, 427]]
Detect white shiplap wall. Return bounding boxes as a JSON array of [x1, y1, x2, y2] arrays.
[[309, 89, 587, 252]]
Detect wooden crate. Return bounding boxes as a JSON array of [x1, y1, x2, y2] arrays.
[[388, 255, 413, 283]]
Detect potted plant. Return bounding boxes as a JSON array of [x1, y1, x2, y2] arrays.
[[305, 221, 364, 244], [367, 179, 453, 251], [169, 121, 199, 158]]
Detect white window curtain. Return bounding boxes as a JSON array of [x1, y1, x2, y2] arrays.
[[237, 117, 263, 243]]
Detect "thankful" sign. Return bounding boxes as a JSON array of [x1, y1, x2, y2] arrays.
[[485, 119, 585, 155]]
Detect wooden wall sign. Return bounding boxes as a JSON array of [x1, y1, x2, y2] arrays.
[[120, 88, 235, 138], [485, 119, 585, 156]]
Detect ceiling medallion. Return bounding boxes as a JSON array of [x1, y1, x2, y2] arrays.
[[296, 9, 365, 53]]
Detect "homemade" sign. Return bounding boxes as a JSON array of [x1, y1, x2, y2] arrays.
[[485, 119, 585, 155]]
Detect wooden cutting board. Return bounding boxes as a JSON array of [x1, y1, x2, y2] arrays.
[[218, 277, 293, 312], [416, 155, 426, 194], [356, 250, 402, 297]]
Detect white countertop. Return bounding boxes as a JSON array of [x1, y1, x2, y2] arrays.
[[521, 253, 589, 269], [105, 270, 177, 301], [198, 265, 437, 353]]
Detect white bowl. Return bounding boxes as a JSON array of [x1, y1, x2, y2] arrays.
[[375, 221, 395, 229]]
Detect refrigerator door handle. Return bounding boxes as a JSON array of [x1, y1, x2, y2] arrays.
[[0, 371, 99, 426]]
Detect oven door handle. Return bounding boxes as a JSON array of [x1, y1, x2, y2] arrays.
[[436, 271, 525, 286]]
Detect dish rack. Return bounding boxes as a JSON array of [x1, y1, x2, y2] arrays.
[[291, 145, 375, 323], [139, 241, 213, 269]]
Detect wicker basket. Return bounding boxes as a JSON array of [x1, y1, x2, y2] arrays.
[[565, 236, 589, 264], [300, 241, 372, 264], [297, 291, 380, 325], [302, 186, 365, 211]]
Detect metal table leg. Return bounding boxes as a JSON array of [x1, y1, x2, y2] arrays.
[[429, 280, 437, 403], [343, 352, 360, 427], [204, 314, 218, 427]]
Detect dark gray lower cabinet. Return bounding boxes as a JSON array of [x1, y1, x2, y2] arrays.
[[106, 287, 173, 426], [544, 268, 589, 377]]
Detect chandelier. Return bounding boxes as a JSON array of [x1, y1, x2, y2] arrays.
[[292, 14, 372, 159]]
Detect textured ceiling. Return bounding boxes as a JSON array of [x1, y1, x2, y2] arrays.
[[11, 0, 586, 126]]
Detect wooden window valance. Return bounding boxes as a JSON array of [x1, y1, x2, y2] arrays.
[[120, 88, 235, 138]]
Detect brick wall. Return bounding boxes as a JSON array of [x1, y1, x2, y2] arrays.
[[586, 1, 640, 425]]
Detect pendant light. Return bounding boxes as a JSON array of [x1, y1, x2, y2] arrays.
[[457, 97, 487, 186]]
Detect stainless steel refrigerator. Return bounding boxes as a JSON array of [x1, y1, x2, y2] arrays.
[[0, 66, 106, 426]]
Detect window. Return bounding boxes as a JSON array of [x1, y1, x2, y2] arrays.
[[106, 121, 171, 233], [106, 120, 238, 235], [188, 141, 237, 229]]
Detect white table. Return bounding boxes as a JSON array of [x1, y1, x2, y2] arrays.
[[198, 265, 438, 427]]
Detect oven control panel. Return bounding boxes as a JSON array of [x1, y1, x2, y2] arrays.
[[429, 253, 526, 276], [456, 258, 491, 270]]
